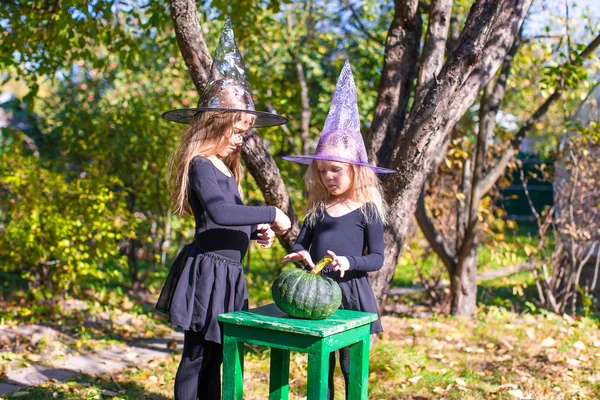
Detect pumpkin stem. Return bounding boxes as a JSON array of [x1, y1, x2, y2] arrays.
[[311, 256, 333, 275]]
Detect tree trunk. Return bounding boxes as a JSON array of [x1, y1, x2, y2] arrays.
[[366, 0, 421, 167], [371, 0, 510, 312], [450, 238, 479, 315]]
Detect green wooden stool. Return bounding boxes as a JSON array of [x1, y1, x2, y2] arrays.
[[218, 303, 377, 400]]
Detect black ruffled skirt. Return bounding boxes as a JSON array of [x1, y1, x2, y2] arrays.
[[155, 242, 248, 344]]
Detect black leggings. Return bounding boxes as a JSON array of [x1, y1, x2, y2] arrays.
[[174, 330, 222, 400], [328, 346, 350, 400]]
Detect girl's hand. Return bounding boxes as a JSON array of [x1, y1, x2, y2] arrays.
[[327, 250, 350, 278], [281, 250, 315, 269], [255, 223, 275, 248], [273, 208, 291, 235]]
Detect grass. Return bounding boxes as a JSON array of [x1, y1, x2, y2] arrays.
[[4, 306, 600, 399], [392, 225, 548, 288], [4, 228, 598, 399]]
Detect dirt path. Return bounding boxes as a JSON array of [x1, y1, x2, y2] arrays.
[[0, 324, 183, 397]]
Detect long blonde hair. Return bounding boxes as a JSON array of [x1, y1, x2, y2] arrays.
[[304, 161, 387, 227], [169, 111, 245, 216]]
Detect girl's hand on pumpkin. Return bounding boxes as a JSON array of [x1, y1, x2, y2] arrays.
[[327, 250, 350, 278], [281, 251, 315, 269], [256, 224, 275, 248]]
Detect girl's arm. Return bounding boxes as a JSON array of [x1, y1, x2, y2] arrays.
[[291, 219, 314, 253], [189, 159, 276, 226], [281, 220, 315, 268], [347, 218, 385, 272]]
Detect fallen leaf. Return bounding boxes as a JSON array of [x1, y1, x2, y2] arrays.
[[525, 327, 536, 340], [456, 377, 467, 387], [508, 389, 524, 398], [562, 313, 575, 325], [102, 390, 118, 396], [25, 354, 41, 362], [409, 375, 422, 384], [566, 358, 581, 367], [541, 337, 557, 347], [573, 341, 586, 351]]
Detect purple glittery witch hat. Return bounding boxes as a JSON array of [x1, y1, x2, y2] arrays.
[[283, 60, 394, 173], [162, 18, 288, 127]]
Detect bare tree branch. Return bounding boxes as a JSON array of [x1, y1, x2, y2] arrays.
[[415, 186, 458, 271], [478, 33, 600, 195], [19, 131, 40, 158], [169, 0, 212, 94], [389, 0, 505, 175], [414, 0, 453, 107], [342, 0, 384, 46], [435, 0, 532, 161], [366, 0, 421, 167], [288, 49, 312, 155], [457, 29, 522, 261], [445, 14, 460, 55]]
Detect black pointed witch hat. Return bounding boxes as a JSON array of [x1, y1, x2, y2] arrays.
[[162, 18, 288, 127]]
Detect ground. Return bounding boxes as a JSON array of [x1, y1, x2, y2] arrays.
[[2, 296, 600, 399]]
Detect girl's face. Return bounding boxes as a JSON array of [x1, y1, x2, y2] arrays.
[[218, 113, 255, 157], [316, 160, 354, 198]]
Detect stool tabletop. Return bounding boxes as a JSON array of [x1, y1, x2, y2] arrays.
[[218, 303, 377, 337]]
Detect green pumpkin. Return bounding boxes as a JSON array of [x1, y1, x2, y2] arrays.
[[272, 256, 342, 320]]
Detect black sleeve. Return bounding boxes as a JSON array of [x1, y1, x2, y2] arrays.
[[250, 225, 259, 240], [347, 216, 385, 272], [291, 219, 314, 253], [189, 159, 276, 226]]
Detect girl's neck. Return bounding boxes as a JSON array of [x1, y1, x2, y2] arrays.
[[208, 155, 233, 177], [327, 192, 360, 207]]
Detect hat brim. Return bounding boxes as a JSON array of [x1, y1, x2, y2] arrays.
[[282, 155, 396, 174], [162, 108, 289, 127]]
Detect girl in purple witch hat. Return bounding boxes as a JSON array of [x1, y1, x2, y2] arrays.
[[281, 60, 394, 399], [155, 18, 291, 400]]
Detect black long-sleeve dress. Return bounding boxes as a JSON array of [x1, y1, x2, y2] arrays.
[[156, 156, 276, 343], [292, 204, 384, 334]]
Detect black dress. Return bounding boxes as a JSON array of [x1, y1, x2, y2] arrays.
[[292, 204, 384, 334], [156, 156, 276, 343]]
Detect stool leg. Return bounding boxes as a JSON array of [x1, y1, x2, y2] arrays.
[[347, 337, 370, 400], [269, 348, 290, 400], [307, 350, 328, 400], [222, 334, 244, 400]]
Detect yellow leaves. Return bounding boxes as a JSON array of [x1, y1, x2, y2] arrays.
[[523, 244, 537, 256], [25, 353, 41, 362]]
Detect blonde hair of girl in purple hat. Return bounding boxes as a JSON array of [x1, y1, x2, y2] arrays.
[[282, 60, 392, 399]]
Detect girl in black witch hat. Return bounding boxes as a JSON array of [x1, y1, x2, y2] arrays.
[[155, 18, 290, 400]]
